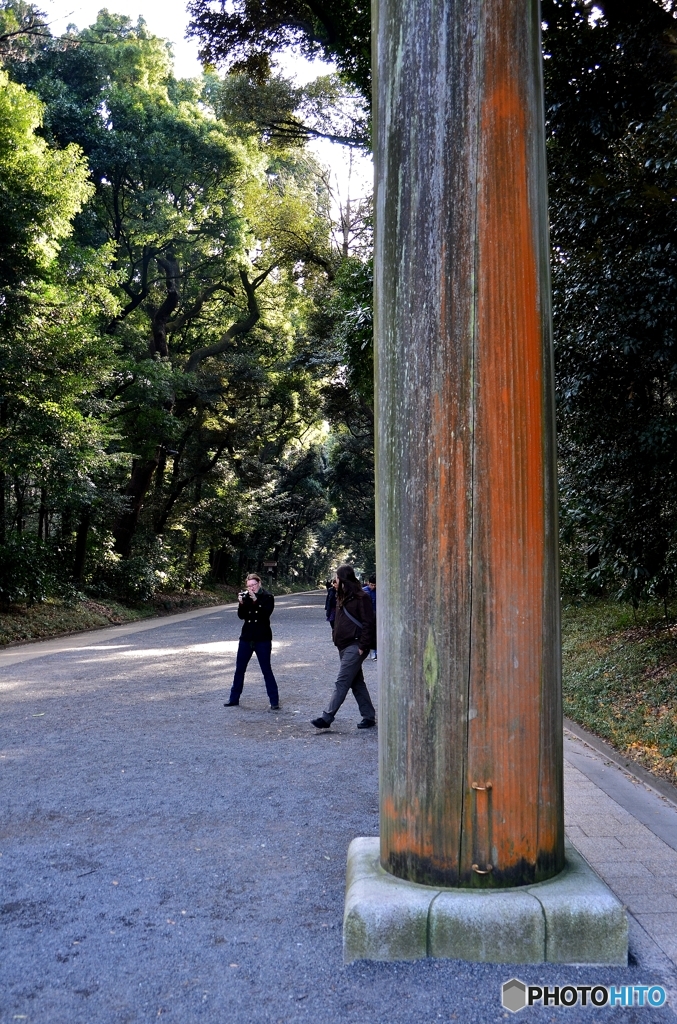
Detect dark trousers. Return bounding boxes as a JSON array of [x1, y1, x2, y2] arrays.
[[322, 643, 375, 723], [229, 640, 279, 706]]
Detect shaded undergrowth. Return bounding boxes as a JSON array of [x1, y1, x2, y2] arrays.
[[0, 582, 321, 647], [562, 599, 677, 785], [0, 590, 232, 647]]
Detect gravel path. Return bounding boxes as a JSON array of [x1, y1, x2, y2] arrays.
[[2, 591, 676, 1023]]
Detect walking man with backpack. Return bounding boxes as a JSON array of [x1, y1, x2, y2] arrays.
[[311, 564, 376, 730]]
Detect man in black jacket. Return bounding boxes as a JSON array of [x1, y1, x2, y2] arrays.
[[311, 564, 376, 730], [224, 573, 280, 709]]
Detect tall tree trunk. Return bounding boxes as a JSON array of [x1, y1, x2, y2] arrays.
[[149, 253, 180, 357], [188, 477, 202, 561], [116, 266, 267, 554], [0, 470, 5, 545], [14, 478, 24, 535], [210, 547, 220, 579], [154, 447, 224, 535], [0, 399, 6, 544], [73, 511, 90, 581], [60, 506, 73, 542], [113, 454, 160, 557], [37, 487, 47, 542], [155, 448, 167, 493]]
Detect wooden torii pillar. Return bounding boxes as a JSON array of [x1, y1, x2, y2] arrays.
[[374, 0, 564, 888]]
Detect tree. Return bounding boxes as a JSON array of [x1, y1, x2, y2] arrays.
[[188, 0, 677, 105], [210, 70, 369, 148], [2, 3, 389, 595], [0, 0, 50, 63], [543, 0, 677, 602], [9, 13, 338, 571], [187, 0, 371, 100], [0, 66, 119, 599], [191, 0, 677, 599], [198, 444, 333, 582], [0, 67, 91, 293], [298, 255, 375, 571]]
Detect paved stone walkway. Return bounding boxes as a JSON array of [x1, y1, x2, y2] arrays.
[[1, 592, 677, 1023], [564, 733, 677, 968]]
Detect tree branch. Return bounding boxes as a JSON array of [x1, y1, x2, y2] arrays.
[[259, 115, 368, 149], [154, 445, 226, 533], [149, 253, 180, 357], [168, 280, 234, 333], [184, 268, 272, 372], [105, 249, 152, 335]]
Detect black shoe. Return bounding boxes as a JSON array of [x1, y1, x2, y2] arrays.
[[224, 700, 240, 707], [269, 704, 280, 711], [311, 717, 331, 729], [357, 718, 376, 729]]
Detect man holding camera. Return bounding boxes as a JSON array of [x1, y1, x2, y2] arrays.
[[224, 573, 280, 710]]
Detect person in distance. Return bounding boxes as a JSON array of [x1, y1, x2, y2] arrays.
[[363, 574, 377, 660], [325, 575, 337, 629]]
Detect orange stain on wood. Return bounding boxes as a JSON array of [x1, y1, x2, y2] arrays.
[[464, 17, 549, 878], [376, 0, 562, 887], [381, 796, 435, 860]]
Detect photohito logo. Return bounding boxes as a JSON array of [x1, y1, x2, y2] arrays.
[[501, 979, 667, 1012]]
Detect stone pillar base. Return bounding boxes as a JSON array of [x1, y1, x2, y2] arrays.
[[344, 838, 627, 965]]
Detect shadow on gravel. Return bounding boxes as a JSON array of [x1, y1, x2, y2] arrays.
[[1, 592, 675, 1023]]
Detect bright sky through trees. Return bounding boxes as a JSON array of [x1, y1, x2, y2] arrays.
[[42, 0, 201, 77], [41, 0, 373, 209]]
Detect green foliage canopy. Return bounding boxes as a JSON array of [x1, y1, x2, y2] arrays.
[[189, 0, 677, 601], [0, 68, 91, 290], [187, 0, 371, 100], [543, 0, 677, 602], [0, 5, 353, 596]]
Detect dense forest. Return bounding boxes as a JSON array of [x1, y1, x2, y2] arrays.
[[1, 0, 677, 610], [0, 0, 375, 603]]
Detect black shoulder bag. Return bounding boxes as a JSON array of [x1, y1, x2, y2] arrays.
[[341, 601, 363, 640]]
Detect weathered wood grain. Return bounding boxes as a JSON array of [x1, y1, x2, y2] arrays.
[[374, 0, 563, 887]]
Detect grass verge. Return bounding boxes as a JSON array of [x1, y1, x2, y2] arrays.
[[0, 587, 238, 648], [562, 599, 677, 786], [0, 583, 322, 648]]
